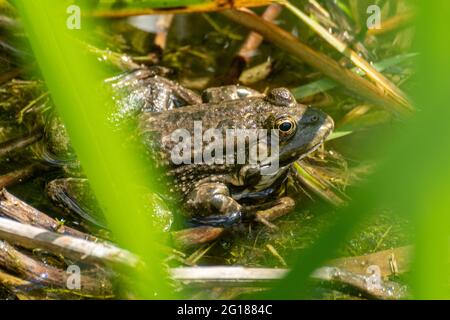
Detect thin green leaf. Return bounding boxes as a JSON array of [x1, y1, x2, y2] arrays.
[[292, 53, 418, 99]]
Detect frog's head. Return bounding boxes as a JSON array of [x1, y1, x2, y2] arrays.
[[261, 88, 334, 170]]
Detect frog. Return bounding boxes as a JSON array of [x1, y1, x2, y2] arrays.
[[40, 68, 334, 247]]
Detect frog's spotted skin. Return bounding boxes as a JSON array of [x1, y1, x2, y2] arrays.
[[43, 69, 334, 244]]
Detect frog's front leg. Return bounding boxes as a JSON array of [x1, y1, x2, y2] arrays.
[[255, 197, 295, 226], [185, 182, 242, 228]]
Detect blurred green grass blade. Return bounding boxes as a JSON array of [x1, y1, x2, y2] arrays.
[[410, 0, 450, 299], [267, 2, 450, 299], [14, 0, 173, 298], [292, 53, 418, 99]]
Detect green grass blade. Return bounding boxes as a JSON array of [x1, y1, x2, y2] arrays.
[[267, 3, 450, 298], [409, 1, 450, 299], [14, 0, 173, 298]]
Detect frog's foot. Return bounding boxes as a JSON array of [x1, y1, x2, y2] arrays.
[[186, 182, 243, 228], [255, 197, 295, 228], [171, 226, 224, 248]]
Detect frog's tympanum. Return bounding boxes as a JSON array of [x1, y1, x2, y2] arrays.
[[42, 68, 334, 246]]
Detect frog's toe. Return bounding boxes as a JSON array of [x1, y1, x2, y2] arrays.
[[190, 211, 241, 228]]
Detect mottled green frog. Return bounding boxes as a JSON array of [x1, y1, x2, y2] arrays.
[[41, 68, 334, 246]]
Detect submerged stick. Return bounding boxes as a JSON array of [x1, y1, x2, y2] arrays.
[[0, 217, 140, 269], [0, 240, 113, 297], [0, 189, 91, 240], [221, 9, 404, 113]]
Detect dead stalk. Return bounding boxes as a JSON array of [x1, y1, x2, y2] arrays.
[[221, 9, 406, 114], [0, 217, 140, 269], [279, 0, 413, 113], [225, 4, 282, 83], [0, 240, 113, 297]]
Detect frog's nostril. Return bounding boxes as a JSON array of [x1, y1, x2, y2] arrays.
[[310, 115, 319, 123]]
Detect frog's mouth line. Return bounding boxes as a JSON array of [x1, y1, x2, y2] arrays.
[[259, 139, 324, 172], [260, 125, 333, 172]]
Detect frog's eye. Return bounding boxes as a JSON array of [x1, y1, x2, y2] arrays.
[[275, 117, 297, 137]]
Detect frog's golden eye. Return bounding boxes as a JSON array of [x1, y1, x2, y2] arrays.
[[275, 117, 296, 137]]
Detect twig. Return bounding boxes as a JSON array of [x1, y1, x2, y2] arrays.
[[0, 240, 113, 297], [0, 189, 91, 240], [225, 4, 282, 83], [221, 9, 406, 113], [0, 217, 140, 269], [154, 15, 174, 51], [172, 226, 225, 248]]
